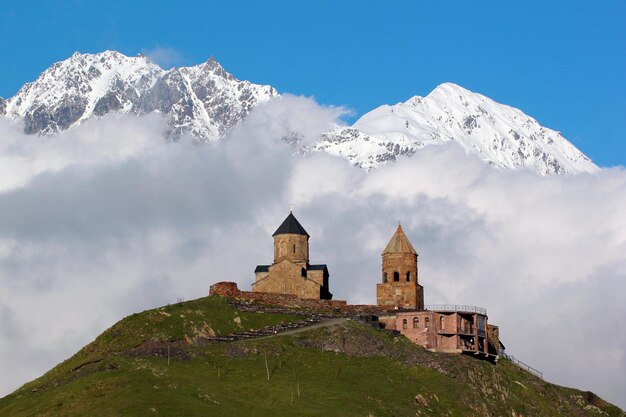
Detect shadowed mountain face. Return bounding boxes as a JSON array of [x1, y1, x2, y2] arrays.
[[0, 296, 622, 417], [1, 51, 596, 175]]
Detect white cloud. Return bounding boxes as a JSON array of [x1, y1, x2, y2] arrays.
[[142, 46, 186, 69], [0, 97, 624, 409]]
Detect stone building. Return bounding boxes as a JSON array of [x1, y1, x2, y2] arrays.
[[375, 224, 493, 357], [252, 212, 332, 300], [376, 225, 424, 310], [395, 306, 490, 355]]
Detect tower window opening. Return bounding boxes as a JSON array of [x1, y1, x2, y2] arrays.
[[406, 271, 411, 282], [425, 317, 430, 328], [383, 272, 388, 283], [293, 244, 296, 253], [413, 317, 419, 328], [402, 319, 407, 329], [440, 316, 445, 330], [393, 271, 400, 282]]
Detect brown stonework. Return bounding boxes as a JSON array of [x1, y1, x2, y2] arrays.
[[487, 324, 501, 355], [209, 282, 386, 316], [252, 212, 332, 300], [273, 234, 309, 265], [209, 282, 239, 297], [254, 259, 325, 299], [376, 225, 424, 309], [395, 309, 490, 355]]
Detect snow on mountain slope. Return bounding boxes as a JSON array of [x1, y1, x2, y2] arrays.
[[2, 52, 596, 175], [313, 83, 597, 175], [3, 51, 278, 141]]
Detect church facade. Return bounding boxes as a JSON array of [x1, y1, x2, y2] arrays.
[[252, 212, 332, 300]]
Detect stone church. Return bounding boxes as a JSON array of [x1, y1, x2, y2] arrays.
[[253, 212, 332, 300], [244, 216, 495, 357], [376, 224, 424, 310]]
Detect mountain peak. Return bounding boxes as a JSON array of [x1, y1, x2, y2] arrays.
[[2, 50, 278, 139], [426, 82, 488, 104], [196, 55, 231, 79], [316, 83, 597, 175], [431, 81, 467, 93]]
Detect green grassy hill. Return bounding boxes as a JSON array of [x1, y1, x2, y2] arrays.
[[0, 296, 622, 417]]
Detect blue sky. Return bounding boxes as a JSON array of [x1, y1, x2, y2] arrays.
[[1, 0, 624, 166]]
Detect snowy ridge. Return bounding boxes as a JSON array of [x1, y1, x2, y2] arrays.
[[2, 51, 278, 141], [1, 52, 596, 175], [313, 83, 597, 175]]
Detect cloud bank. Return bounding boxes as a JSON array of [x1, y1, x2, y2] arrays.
[[0, 97, 625, 409]]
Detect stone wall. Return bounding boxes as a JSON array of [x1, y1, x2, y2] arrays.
[[377, 251, 424, 309], [487, 324, 500, 354], [209, 281, 387, 316], [273, 234, 309, 264], [382, 252, 418, 283], [253, 261, 323, 299], [376, 281, 424, 310]]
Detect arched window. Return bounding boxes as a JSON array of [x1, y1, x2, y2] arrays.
[[393, 271, 400, 282], [413, 317, 419, 328], [440, 316, 445, 330], [383, 272, 388, 283], [425, 317, 430, 328], [402, 319, 407, 329], [406, 271, 411, 282]]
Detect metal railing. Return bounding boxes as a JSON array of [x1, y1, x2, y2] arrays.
[[425, 304, 487, 316], [500, 352, 543, 379]]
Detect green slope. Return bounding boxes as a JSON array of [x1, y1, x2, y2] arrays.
[[0, 296, 622, 417]]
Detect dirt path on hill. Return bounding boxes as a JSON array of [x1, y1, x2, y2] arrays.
[[260, 318, 349, 339]]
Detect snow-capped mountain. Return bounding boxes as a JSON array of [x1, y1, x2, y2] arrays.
[[313, 83, 597, 175], [1, 51, 277, 141], [1, 52, 596, 175]]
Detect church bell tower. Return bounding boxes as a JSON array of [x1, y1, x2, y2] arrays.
[[376, 225, 424, 310], [272, 211, 310, 265]]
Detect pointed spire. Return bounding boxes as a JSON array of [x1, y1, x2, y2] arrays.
[[382, 224, 417, 255], [272, 212, 309, 237]]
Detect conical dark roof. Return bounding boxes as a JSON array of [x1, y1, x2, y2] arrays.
[[272, 212, 310, 237]]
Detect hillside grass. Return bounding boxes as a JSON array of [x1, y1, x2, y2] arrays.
[[10, 296, 301, 396], [0, 297, 623, 417]]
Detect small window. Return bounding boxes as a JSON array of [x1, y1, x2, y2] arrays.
[[393, 271, 400, 282], [406, 271, 411, 282], [413, 317, 419, 328], [402, 319, 407, 329], [440, 316, 445, 330], [301, 268, 307, 278], [293, 244, 296, 253], [383, 272, 388, 283], [425, 317, 430, 328]]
